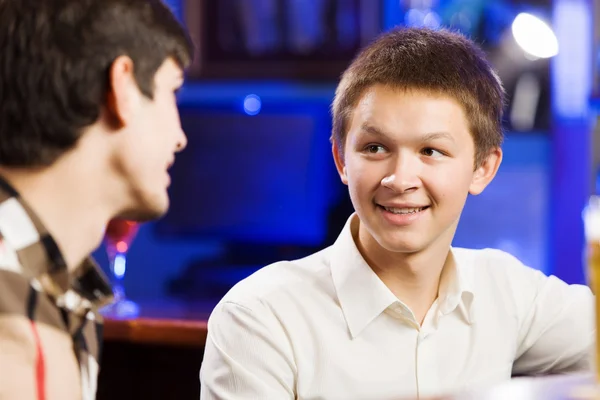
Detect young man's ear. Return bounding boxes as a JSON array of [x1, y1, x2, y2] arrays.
[[469, 147, 502, 195], [105, 55, 140, 128], [332, 141, 348, 185]]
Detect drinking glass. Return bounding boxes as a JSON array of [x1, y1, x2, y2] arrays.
[[102, 219, 140, 317]]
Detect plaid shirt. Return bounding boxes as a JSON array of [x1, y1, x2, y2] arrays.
[[0, 176, 113, 400]]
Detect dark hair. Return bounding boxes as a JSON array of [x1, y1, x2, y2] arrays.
[[0, 0, 193, 167], [332, 27, 505, 167]]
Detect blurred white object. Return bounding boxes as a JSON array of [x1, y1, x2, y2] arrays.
[[511, 12, 559, 59], [583, 195, 600, 242]]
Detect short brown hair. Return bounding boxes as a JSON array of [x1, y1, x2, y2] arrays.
[[0, 0, 193, 167], [331, 27, 505, 167]]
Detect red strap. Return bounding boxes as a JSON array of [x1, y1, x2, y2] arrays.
[[30, 322, 46, 400]]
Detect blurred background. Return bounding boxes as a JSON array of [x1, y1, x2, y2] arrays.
[[94, 0, 600, 303]]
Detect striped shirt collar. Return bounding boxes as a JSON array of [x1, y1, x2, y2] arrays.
[[0, 174, 113, 311]]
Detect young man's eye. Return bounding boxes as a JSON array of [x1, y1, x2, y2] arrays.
[[421, 147, 444, 157], [364, 144, 386, 154]]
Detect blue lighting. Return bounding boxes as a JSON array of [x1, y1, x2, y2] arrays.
[[243, 94, 262, 116], [404, 9, 441, 29], [423, 11, 441, 29], [549, 0, 592, 284], [113, 253, 126, 279], [552, 1, 592, 119]]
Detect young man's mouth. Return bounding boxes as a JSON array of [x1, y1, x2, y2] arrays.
[[375, 203, 431, 225], [377, 203, 431, 214], [380, 205, 430, 215]]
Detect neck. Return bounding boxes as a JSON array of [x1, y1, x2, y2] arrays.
[[0, 141, 119, 271], [355, 220, 456, 323]]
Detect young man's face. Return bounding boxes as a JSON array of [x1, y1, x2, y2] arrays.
[[333, 85, 501, 257], [112, 57, 187, 221]]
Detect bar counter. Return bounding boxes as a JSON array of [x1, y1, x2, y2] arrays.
[[97, 300, 216, 400]]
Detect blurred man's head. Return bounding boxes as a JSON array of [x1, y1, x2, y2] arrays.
[[0, 0, 193, 220]]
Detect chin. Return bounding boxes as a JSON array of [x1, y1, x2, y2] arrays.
[[376, 234, 429, 254]]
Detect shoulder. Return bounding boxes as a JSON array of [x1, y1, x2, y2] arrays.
[[0, 238, 22, 274], [454, 247, 545, 283], [454, 247, 591, 308], [214, 246, 334, 314]]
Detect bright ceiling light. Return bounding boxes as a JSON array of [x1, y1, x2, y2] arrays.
[[511, 12, 559, 59]]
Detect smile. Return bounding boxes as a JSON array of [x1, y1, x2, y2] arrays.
[[382, 206, 429, 215], [377, 204, 430, 226]]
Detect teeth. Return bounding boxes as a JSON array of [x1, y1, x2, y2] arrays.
[[383, 206, 425, 215]]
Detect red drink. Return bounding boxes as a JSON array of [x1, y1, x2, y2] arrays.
[[105, 219, 139, 253]]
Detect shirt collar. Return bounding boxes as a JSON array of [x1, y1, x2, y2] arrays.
[[0, 174, 113, 309], [437, 247, 475, 324], [330, 214, 476, 338]]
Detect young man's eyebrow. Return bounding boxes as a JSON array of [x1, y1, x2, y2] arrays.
[[360, 123, 390, 138], [420, 132, 455, 142], [361, 123, 455, 143]]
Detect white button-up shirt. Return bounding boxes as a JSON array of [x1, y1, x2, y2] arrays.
[[200, 215, 594, 399]]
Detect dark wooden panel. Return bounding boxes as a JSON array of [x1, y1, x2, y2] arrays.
[[97, 341, 204, 400]]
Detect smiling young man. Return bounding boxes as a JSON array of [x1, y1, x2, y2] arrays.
[[200, 28, 594, 399], [0, 1, 191, 399]]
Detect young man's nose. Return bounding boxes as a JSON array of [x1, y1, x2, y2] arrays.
[[380, 155, 421, 193]]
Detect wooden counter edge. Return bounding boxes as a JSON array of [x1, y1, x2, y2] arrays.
[[103, 317, 208, 348]]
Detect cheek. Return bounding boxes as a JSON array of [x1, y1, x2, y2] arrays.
[[347, 169, 375, 195], [127, 136, 163, 176], [143, 104, 176, 149], [428, 165, 473, 202], [346, 158, 387, 189], [146, 93, 174, 125]]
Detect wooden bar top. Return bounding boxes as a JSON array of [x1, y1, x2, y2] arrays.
[[101, 299, 217, 347]]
